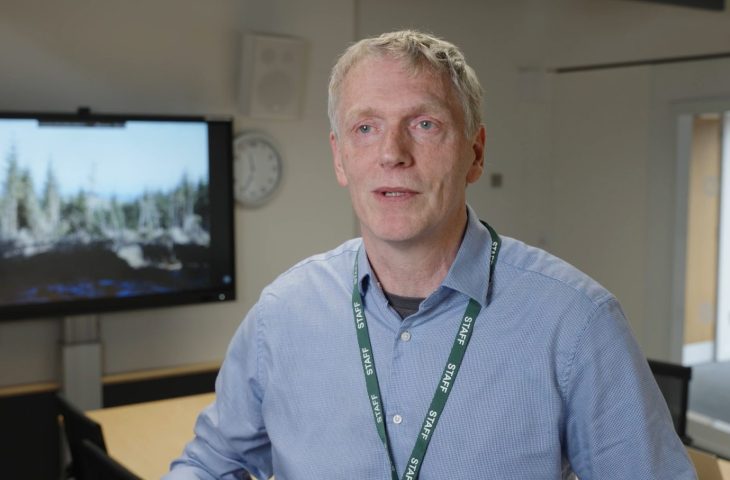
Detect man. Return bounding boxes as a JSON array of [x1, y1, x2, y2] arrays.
[[166, 30, 695, 479]]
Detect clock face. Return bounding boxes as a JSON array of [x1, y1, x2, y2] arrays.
[[233, 132, 283, 207]]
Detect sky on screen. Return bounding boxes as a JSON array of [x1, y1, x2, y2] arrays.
[[0, 119, 208, 201]]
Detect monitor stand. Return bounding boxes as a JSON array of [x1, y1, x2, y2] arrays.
[[61, 314, 102, 410]]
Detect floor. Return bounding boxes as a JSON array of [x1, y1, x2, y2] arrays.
[[687, 360, 730, 458], [690, 360, 730, 425]]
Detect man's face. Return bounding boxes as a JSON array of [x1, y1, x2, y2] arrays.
[[330, 55, 485, 249]]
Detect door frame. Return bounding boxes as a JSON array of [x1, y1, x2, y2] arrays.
[[669, 98, 730, 364]]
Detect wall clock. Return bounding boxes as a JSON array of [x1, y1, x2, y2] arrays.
[[233, 131, 283, 207]]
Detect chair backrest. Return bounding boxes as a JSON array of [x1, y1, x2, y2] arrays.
[[647, 358, 692, 443], [57, 394, 107, 480], [80, 439, 142, 480]]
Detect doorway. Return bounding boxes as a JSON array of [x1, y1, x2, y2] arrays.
[[682, 111, 730, 365], [678, 109, 730, 457]]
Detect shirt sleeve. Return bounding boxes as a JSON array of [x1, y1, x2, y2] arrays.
[[163, 300, 273, 480], [563, 297, 697, 479]]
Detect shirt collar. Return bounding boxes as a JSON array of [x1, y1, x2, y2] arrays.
[[441, 205, 493, 308], [356, 205, 494, 308], [356, 242, 372, 297]]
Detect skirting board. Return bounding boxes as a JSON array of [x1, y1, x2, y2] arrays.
[[688, 410, 730, 458], [683, 341, 715, 365]]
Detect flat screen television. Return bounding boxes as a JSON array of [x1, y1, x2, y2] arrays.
[[0, 110, 236, 321]]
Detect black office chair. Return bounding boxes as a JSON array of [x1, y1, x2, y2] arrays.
[[647, 358, 692, 444], [80, 439, 142, 480], [57, 394, 108, 480]]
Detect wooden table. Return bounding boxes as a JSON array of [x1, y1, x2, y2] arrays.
[[686, 447, 730, 480], [722, 460, 730, 480], [87, 392, 214, 479], [89, 393, 729, 480]]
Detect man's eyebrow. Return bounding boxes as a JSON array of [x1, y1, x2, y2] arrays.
[[345, 107, 378, 121], [344, 101, 452, 122]]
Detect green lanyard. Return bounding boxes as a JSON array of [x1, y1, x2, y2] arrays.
[[351, 222, 501, 480]]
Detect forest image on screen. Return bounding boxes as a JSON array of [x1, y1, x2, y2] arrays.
[[0, 119, 212, 306]]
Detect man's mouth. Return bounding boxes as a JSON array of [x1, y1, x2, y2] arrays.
[[375, 188, 417, 197]]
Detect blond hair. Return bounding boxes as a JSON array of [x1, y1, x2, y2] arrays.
[[328, 30, 483, 138]]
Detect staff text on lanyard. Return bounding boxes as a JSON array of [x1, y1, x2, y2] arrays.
[[351, 222, 500, 480]]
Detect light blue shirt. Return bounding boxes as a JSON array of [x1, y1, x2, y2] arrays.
[[166, 207, 695, 479]]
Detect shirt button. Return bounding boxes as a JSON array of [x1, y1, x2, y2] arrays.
[[400, 331, 412, 342], [393, 414, 403, 424]]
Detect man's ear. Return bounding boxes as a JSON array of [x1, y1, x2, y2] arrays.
[[331, 131, 348, 187], [466, 125, 486, 184]]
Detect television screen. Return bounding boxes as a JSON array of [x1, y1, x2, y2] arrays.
[[629, 0, 724, 11], [0, 111, 236, 321]]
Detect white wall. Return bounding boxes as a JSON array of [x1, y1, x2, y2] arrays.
[[357, 0, 730, 360], [0, 0, 355, 384], [549, 66, 651, 348], [356, 0, 730, 243], [4, 0, 730, 387]]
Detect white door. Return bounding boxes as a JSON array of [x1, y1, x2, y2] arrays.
[[717, 112, 730, 361]]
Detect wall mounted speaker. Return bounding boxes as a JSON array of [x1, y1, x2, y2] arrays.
[[237, 33, 307, 120]]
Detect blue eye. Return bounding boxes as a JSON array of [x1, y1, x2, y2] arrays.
[[419, 120, 433, 129], [358, 125, 371, 134]]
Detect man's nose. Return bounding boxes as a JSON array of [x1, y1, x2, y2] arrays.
[[379, 128, 413, 168]]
